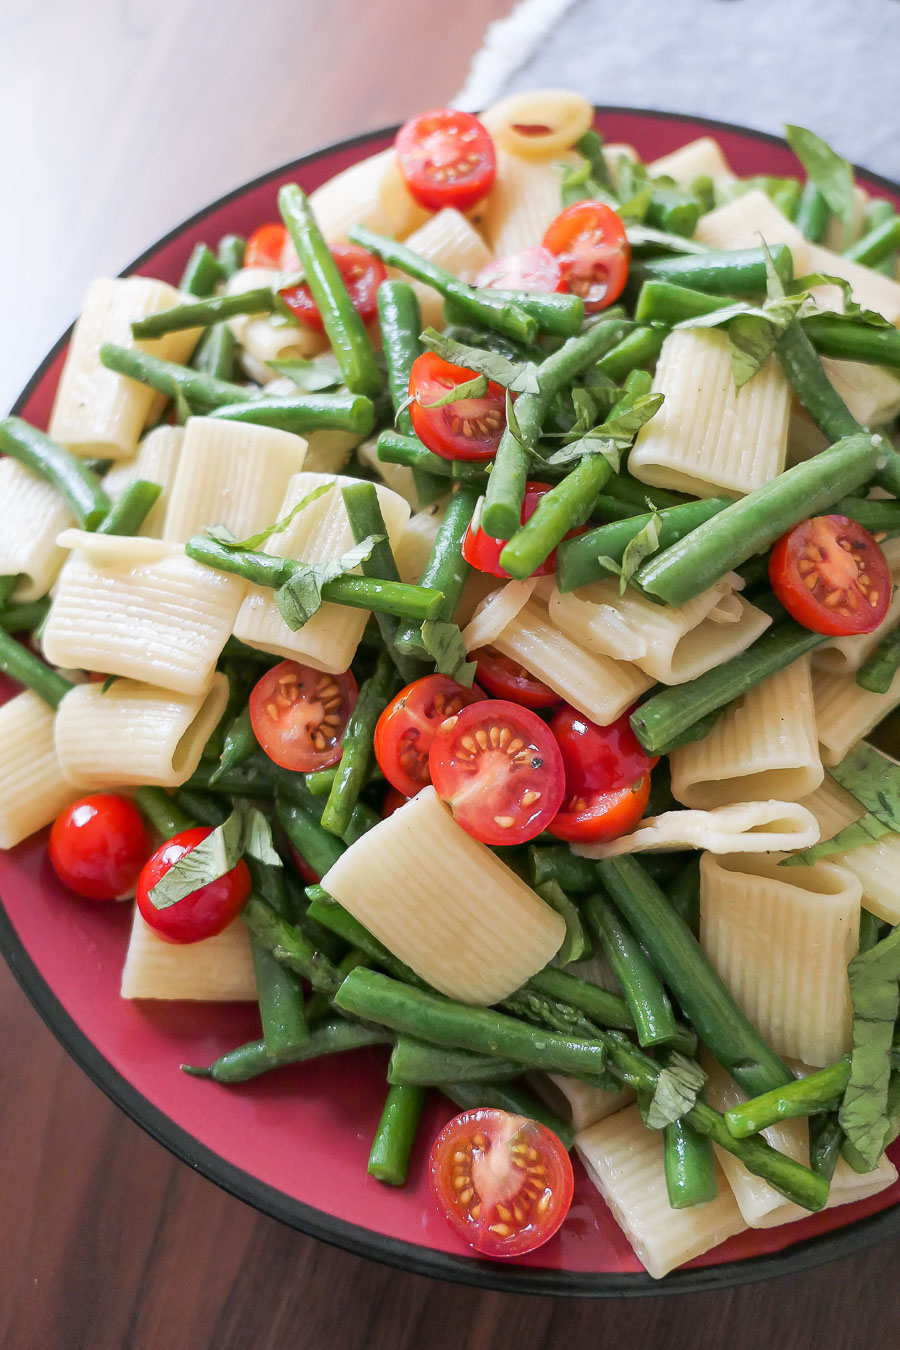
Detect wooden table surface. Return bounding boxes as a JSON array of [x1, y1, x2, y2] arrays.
[[2, 4, 900, 1347]]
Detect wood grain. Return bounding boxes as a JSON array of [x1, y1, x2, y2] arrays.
[[3, 3, 900, 1347]]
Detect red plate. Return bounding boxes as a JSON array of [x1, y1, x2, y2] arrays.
[[3, 112, 900, 1295]]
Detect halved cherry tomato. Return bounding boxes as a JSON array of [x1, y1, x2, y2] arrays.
[[408, 352, 506, 463], [381, 785, 410, 819], [278, 244, 386, 332], [429, 1108, 574, 1258], [462, 481, 587, 578], [244, 223, 294, 270], [49, 794, 150, 901], [550, 704, 658, 797], [547, 773, 651, 844], [250, 661, 358, 773], [396, 108, 496, 212], [136, 827, 251, 944], [428, 698, 565, 845], [543, 200, 630, 311], [769, 515, 891, 637], [289, 845, 320, 887], [473, 647, 560, 709], [374, 674, 485, 799], [474, 246, 565, 294]]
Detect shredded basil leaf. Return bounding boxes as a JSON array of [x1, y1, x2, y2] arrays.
[[782, 797, 893, 867], [267, 353, 344, 391], [421, 374, 489, 408], [274, 534, 383, 631], [830, 743, 900, 834], [538, 879, 592, 965], [791, 273, 893, 327], [419, 619, 476, 687], [784, 125, 856, 229], [420, 328, 540, 394], [147, 803, 279, 912], [618, 508, 662, 594], [625, 224, 710, 255], [644, 1053, 707, 1131], [839, 923, 900, 1169], [207, 482, 334, 551], [173, 386, 193, 426]]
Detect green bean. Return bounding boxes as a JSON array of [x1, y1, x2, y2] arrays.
[[499, 454, 612, 580], [776, 320, 863, 442], [795, 181, 831, 242], [0, 628, 72, 709], [0, 417, 111, 530], [375, 429, 486, 482], [724, 1060, 849, 1138], [686, 1098, 826, 1211], [858, 906, 886, 955], [603, 474, 690, 512], [96, 479, 162, 535], [834, 495, 900, 535], [208, 391, 374, 436], [132, 288, 276, 338], [305, 766, 338, 797], [208, 705, 257, 784], [172, 788, 227, 826], [596, 856, 792, 1096], [482, 317, 633, 540], [342, 482, 422, 681], [809, 1115, 843, 1182], [242, 891, 342, 995], [556, 497, 729, 591], [305, 898, 426, 987], [857, 628, 900, 694], [305, 950, 372, 1024], [134, 785, 195, 839], [377, 280, 445, 506], [844, 215, 900, 267], [276, 798, 345, 878], [216, 233, 246, 278], [645, 188, 701, 239], [186, 754, 274, 798], [185, 535, 444, 625], [280, 185, 380, 397], [634, 279, 725, 325], [663, 1119, 718, 1208], [591, 325, 665, 384], [799, 315, 900, 373], [527, 844, 597, 893], [338, 801, 380, 848], [388, 1036, 521, 1086], [442, 1080, 576, 1151], [669, 856, 701, 936], [583, 894, 679, 1047], [178, 242, 226, 297], [636, 433, 881, 606], [334, 968, 610, 1078], [192, 323, 238, 382], [470, 287, 585, 338], [99, 343, 254, 412], [321, 653, 395, 836], [250, 939, 310, 1056], [367, 1083, 427, 1185], [393, 485, 479, 654], [182, 1019, 390, 1084], [0, 598, 50, 634], [349, 224, 537, 345], [861, 201, 900, 275], [632, 244, 792, 295]]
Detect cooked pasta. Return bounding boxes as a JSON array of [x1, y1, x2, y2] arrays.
[[532, 1073, 635, 1132], [812, 665, 900, 766], [574, 800, 820, 858], [309, 146, 428, 243], [813, 537, 900, 672], [479, 152, 569, 259], [800, 776, 900, 925], [101, 425, 185, 538], [0, 458, 73, 601], [0, 692, 79, 849], [224, 267, 327, 365], [480, 90, 593, 160], [121, 910, 257, 1001], [648, 137, 735, 185], [398, 209, 493, 329]]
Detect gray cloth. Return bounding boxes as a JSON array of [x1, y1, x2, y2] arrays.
[[497, 0, 900, 181]]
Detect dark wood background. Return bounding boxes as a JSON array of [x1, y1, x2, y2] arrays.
[[3, 3, 900, 1346]]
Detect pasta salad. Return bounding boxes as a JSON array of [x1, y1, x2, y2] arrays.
[[4, 89, 900, 1279]]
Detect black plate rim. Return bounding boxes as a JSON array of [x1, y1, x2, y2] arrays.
[[4, 105, 900, 1298]]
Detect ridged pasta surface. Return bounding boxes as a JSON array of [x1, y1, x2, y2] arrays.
[[0, 458, 73, 601], [102, 425, 185, 537], [812, 665, 900, 766], [121, 911, 257, 1001], [801, 776, 900, 925], [0, 692, 79, 849]]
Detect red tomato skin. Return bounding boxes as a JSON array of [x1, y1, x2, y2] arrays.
[[244, 223, 291, 270], [550, 704, 658, 796], [289, 845, 320, 887], [277, 244, 386, 332], [428, 698, 565, 845], [249, 662, 358, 773], [136, 827, 251, 944], [543, 200, 630, 311], [769, 515, 891, 637], [429, 1108, 574, 1258], [462, 482, 587, 578], [408, 352, 506, 463], [374, 674, 485, 799], [49, 794, 150, 901], [473, 648, 560, 709], [547, 774, 651, 844], [381, 786, 410, 819], [474, 246, 565, 294], [396, 109, 496, 212]]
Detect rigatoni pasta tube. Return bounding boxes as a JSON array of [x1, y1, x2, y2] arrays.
[[699, 853, 861, 1067], [812, 665, 900, 765], [575, 1104, 746, 1280], [800, 776, 900, 926], [224, 267, 327, 364], [480, 90, 593, 159], [54, 673, 229, 789], [628, 328, 792, 499], [669, 658, 823, 809], [531, 1073, 635, 1133], [0, 691, 80, 849], [101, 426, 185, 538], [574, 800, 820, 859], [0, 458, 74, 601], [479, 152, 569, 259], [397, 209, 492, 330], [162, 416, 307, 543], [232, 471, 410, 674], [320, 787, 565, 1005], [648, 137, 735, 186], [48, 277, 202, 460], [44, 531, 246, 696], [309, 146, 428, 243], [121, 910, 257, 1001]]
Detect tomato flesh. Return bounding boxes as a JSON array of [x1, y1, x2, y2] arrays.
[[548, 774, 651, 844], [278, 244, 386, 331], [428, 698, 565, 845], [550, 704, 658, 796], [409, 351, 506, 463], [543, 200, 630, 311], [374, 674, 485, 799], [250, 661, 357, 773], [49, 794, 150, 901], [769, 515, 891, 637], [396, 109, 496, 212], [136, 827, 251, 944], [462, 481, 586, 578], [473, 647, 560, 709], [474, 246, 565, 294], [429, 1108, 574, 1258]]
